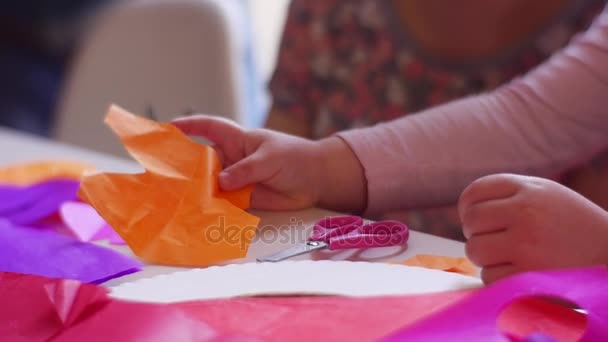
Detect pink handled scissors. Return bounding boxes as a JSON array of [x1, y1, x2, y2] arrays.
[[257, 216, 409, 262]]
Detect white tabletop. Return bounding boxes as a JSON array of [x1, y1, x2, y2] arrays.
[[0, 127, 466, 286]]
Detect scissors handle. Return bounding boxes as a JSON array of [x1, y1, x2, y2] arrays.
[[328, 220, 409, 250], [310, 215, 364, 242]]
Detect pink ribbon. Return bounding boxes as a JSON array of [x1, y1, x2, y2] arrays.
[[381, 266, 608, 341]]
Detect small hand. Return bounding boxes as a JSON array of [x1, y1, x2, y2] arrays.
[[458, 173, 608, 283], [172, 115, 366, 212]]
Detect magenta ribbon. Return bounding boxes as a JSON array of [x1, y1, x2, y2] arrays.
[[380, 266, 608, 341]]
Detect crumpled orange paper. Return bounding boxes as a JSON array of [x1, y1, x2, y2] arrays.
[[0, 160, 94, 185], [78, 105, 260, 266], [396, 254, 478, 277]]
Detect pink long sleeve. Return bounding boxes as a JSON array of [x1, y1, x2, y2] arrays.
[[337, 7, 608, 217]]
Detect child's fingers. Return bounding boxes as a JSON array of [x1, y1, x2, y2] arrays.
[[172, 115, 244, 149], [480, 263, 518, 284], [458, 173, 523, 217], [213, 147, 227, 168], [219, 153, 273, 191], [465, 230, 511, 267], [250, 186, 310, 211], [461, 197, 515, 239], [250, 187, 286, 210]]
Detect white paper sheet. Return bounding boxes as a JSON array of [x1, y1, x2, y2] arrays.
[[110, 260, 482, 303]]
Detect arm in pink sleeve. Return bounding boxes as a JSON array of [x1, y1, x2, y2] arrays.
[[337, 8, 608, 217]]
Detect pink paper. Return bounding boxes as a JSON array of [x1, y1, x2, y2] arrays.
[[178, 289, 584, 342], [381, 266, 608, 341], [60, 201, 106, 241], [93, 225, 126, 245], [59, 202, 125, 245], [0, 272, 246, 342], [1, 271, 591, 342], [178, 291, 474, 342]]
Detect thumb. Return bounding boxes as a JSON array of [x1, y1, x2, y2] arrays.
[[219, 153, 274, 191]]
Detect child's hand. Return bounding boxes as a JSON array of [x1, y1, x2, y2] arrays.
[[458, 173, 608, 283], [172, 115, 366, 211]]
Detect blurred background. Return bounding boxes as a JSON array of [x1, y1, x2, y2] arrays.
[[0, 0, 290, 155], [1, 0, 604, 160], [3, 0, 606, 239]]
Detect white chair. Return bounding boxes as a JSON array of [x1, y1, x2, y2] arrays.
[[53, 0, 246, 157]]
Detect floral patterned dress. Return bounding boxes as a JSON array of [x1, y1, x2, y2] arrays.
[[268, 0, 607, 240]]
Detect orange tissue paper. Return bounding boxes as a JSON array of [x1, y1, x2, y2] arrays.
[[396, 254, 478, 277], [0, 160, 95, 185], [78, 105, 260, 266]]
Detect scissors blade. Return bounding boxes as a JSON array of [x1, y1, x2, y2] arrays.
[[257, 241, 328, 262]]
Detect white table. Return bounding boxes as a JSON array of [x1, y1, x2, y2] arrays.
[[0, 127, 466, 286]]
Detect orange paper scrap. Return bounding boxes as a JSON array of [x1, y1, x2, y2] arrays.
[[397, 254, 478, 277], [0, 160, 94, 185], [78, 105, 260, 266]]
